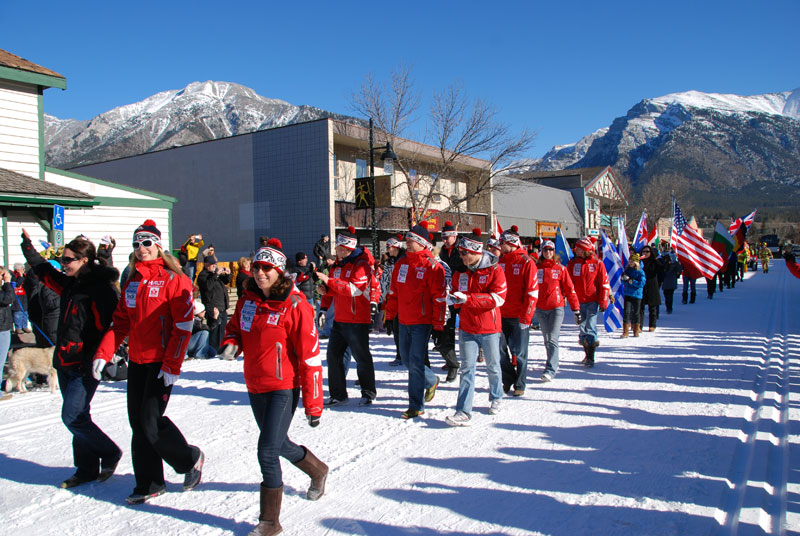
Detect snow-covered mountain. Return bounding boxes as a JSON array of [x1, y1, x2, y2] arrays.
[[514, 88, 800, 215], [44, 81, 361, 168]]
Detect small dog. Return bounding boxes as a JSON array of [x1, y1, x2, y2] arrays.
[[4, 346, 58, 393]]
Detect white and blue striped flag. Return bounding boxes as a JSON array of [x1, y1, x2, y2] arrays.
[[617, 217, 630, 268], [601, 230, 624, 332]]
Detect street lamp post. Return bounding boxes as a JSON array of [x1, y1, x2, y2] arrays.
[[368, 118, 397, 258]]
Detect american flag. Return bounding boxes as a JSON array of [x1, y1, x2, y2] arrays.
[[672, 200, 723, 279]]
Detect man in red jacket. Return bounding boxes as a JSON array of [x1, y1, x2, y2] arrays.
[[446, 229, 507, 426], [384, 222, 447, 419], [567, 237, 610, 368], [315, 226, 376, 406], [497, 226, 538, 396]]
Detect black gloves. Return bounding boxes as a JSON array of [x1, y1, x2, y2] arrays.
[[384, 318, 393, 337], [370, 303, 378, 322], [431, 329, 443, 346], [784, 252, 796, 264], [574, 312, 582, 325], [307, 415, 320, 428]]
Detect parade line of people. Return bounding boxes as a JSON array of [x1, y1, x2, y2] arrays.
[[2, 219, 795, 536]]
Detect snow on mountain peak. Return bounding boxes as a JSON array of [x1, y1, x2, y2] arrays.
[[651, 89, 796, 119]]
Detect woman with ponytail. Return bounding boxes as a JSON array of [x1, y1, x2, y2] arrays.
[[20, 229, 122, 489], [94, 219, 204, 505]]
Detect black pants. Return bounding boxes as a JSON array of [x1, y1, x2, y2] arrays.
[[433, 309, 459, 370], [663, 289, 675, 312], [639, 301, 659, 328], [327, 322, 376, 400], [248, 388, 305, 488], [623, 297, 641, 324], [127, 361, 200, 494], [208, 309, 228, 352], [706, 277, 716, 298]]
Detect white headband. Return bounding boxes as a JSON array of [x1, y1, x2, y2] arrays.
[[253, 247, 287, 273]]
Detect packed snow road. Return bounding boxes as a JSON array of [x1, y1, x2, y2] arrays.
[[1, 261, 798, 535]]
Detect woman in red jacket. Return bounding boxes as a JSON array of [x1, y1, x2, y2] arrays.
[[222, 239, 326, 536], [95, 220, 203, 505], [535, 240, 580, 381]]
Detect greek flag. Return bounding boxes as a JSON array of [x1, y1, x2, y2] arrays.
[[617, 217, 630, 268], [601, 230, 624, 332]]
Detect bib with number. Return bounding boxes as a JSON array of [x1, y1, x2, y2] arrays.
[[240, 301, 257, 332], [125, 282, 139, 308], [397, 264, 409, 283]]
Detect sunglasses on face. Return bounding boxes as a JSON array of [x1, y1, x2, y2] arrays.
[[253, 264, 274, 273], [132, 240, 154, 249], [61, 256, 80, 265]]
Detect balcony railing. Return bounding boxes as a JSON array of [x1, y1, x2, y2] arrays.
[[334, 201, 489, 234]]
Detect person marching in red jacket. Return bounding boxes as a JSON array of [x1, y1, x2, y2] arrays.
[[535, 240, 580, 381], [497, 225, 539, 396], [221, 239, 326, 536], [384, 222, 447, 419], [314, 226, 377, 406], [95, 220, 203, 505], [567, 237, 610, 368], [445, 229, 508, 426]]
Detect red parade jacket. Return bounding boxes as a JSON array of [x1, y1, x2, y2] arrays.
[[327, 248, 375, 324], [451, 252, 507, 335], [223, 284, 323, 417], [536, 257, 580, 312], [96, 258, 194, 375], [498, 247, 538, 324], [567, 255, 610, 308], [384, 249, 447, 330]]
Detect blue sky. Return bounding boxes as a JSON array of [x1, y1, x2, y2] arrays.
[[3, 0, 798, 157]]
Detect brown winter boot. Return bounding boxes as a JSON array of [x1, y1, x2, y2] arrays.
[[292, 446, 328, 501], [632, 323, 641, 337], [249, 485, 283, 536], [621, 323, 630, 338]]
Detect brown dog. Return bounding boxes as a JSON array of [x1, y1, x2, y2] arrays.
[[4, 346, 58, 393]]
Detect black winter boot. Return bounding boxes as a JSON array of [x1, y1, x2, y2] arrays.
[[584, 346, 595, 368]]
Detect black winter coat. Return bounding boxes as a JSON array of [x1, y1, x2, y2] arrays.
[[292, 263, 315, 302], [22, 237, 120, 372], [23, 271, 60, 346], [0, 282, 14, 331], [641, 256, 662, 306], [197, 268, 231, 311]]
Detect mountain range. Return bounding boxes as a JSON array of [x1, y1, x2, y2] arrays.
[[44, 81, 800, 217]]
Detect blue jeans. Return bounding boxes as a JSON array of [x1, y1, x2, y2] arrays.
[[320, 303, 335, 337], [184, 260, 197, 282], [499, 317, 530, 391], [13, 310, 28, 331], [456, 330, 503, 417], [537, 307, 564, 376], [0, 330, 10, 390], [58, 369, 122, 479], [578, 302, 599, 346], [248, 389, 305, 488], [186, 330, 216, 358], [398, 324, 437, 411]]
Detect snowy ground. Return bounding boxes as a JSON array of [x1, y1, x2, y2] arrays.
[[1, 261, 798, 536]]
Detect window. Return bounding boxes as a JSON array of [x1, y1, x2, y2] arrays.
[[409, 169, 417, 187], [333, 154, 338, 190], [431, 173, 441, 202], [356, 158, 367, 178], [451, 179, 458, 195]]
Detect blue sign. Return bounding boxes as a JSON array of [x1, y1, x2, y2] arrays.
[[53, 204, 65, 231]]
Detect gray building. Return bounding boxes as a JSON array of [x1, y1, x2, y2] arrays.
[[494, 177, 584, 240]]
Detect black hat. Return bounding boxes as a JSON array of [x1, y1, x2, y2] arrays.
[[203, 255, 217, 265], [295, 252, 307, 262], [442, 220, 457, 237], [133, 219, 162, 248]]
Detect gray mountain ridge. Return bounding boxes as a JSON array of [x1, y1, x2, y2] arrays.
[[44, 82, 800, 216]]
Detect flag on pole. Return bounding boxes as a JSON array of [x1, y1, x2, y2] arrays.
[[632, 211, 648, 252], [711, 221, 735, 271], [617, 217, 630, 268], [673, 200, 724, 279], [600, 230, 624, 332], [729, 210, 757, 234], [495, 218, 503, 236], [554, 226, 573, 266], [646, 225, 659, 249]]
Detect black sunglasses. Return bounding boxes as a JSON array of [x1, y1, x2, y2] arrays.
[[132, 240, 155, 249], [61, 256, 80, 265], [253, 264, 274, 273]]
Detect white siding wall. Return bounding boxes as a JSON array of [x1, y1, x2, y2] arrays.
[[44, 171, 156, 199], [2, 207, 170, 268], [0, 80, 40, 178]]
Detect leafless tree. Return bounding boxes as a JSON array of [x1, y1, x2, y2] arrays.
[[350, 66, 536, 224]]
